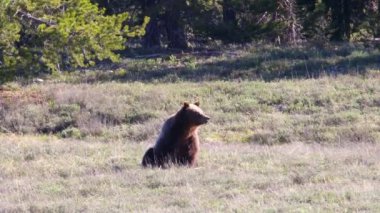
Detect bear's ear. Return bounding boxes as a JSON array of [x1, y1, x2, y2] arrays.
[[194, 101, 200, 106], [183, 102, 190, 108]]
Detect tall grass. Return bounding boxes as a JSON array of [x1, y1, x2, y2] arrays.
[[0, 135, 379, 212], [1, 76, 379, 144]]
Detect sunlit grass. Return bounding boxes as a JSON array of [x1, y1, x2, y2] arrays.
[[0, 135, 379, 211], [1, 75, 379, 144]]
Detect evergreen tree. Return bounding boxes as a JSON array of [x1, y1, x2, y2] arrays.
[[0, 0, 21, 81], [0, 0, 148, 81]]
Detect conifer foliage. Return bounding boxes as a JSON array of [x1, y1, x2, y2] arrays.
[[0, 0, 148, 80]]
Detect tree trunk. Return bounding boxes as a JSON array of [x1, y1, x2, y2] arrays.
[[0, 49, 3, 66], [329, 0, 343, 40], [279, 0, 302, 44], [143, 17, 161, 48], [163, 1, 188, 49], [222, 0, 237, 26], [377, 0, 380, 37], [326, 0, 351, 41], [142, 0, 161, 48], [343, 0, 351, 40]]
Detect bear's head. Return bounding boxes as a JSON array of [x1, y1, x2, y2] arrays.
[[177, 101, 210, 126]]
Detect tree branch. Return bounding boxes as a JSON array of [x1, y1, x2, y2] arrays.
[[14, 9, 57, 27]]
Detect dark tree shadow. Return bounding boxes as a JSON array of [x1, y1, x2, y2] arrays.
[[78, 43, 380, 83]]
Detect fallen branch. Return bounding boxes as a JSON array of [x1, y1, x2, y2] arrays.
[[0, 126, 11, 133], [14, 9, 57, 27], [132, 51, 228, 59]]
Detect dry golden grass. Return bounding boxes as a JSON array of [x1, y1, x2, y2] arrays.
[[0, 134, 379, 212]]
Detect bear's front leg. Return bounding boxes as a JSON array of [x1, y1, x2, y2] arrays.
[[142, 147, 155, 167]]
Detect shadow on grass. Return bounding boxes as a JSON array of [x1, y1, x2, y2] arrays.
[[80, 43, 380, 83]]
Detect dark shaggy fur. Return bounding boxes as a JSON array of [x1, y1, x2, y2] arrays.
[[142, 102, 210, 168]]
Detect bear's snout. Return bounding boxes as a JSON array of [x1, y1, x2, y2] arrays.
[[202, 115, 210, 124]]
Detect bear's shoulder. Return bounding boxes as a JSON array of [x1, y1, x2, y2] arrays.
[[160, 115, 175, 135]]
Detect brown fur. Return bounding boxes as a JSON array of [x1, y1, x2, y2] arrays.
[[142, 102, 210, 168]]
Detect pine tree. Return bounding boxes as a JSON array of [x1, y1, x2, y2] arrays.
[[0, 0, 148, 81], [0, 0, 21, 81]]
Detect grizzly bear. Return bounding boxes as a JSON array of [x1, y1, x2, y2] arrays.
[[142, 102, 210, 168]]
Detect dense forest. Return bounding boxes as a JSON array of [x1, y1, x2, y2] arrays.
[[1, 0, 380, 81]]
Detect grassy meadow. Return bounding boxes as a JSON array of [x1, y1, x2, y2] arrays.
[[1, 43, 380, 212], [1, 135, 379, 212]]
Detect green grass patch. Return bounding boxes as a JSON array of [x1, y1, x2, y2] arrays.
[[1, 75, 379, 144]]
